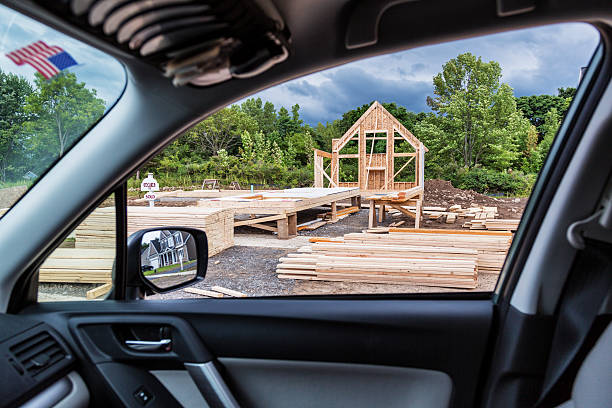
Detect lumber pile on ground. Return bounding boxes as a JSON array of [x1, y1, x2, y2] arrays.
[[75, 206, 234, 256], [387, 204, 498, 223], [276, 229, 513, 289], [126, 206, 234, 256], [462, 218, 520, 231], [41, 206, 234, 284], [39, 248, 115, 283]]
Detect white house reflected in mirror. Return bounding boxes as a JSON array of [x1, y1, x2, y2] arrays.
[[140, 229, 198, 289]]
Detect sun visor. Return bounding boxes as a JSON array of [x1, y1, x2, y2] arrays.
[[38, 0, 290, 86]]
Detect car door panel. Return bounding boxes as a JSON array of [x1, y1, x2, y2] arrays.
[[23, 298, 493, 407]]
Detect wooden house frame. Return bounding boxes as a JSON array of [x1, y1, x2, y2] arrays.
[[314, 101, 427, 193]]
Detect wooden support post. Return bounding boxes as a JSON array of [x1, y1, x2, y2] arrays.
[[314, 152, 324, 187], [415, 199, 422, 229], [288, 213, 297, 236], [351, 195, 362, 209], [277, 216, 289, 239], [358, 127, 366, 189], [368, 199, 377, 228], [277, 214, 297, 239], [386, 127, 394, 191], [330, 202, 338, 222], [378, 204, 386, 223]]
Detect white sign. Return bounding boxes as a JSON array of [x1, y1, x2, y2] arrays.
[[140, 173, 159, 192], [143, 192, 157, 201]]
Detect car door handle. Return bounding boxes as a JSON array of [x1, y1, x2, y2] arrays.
[[125, 339, 172, 351]]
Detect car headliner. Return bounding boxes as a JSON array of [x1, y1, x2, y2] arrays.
[[0, 0, 611, 311]]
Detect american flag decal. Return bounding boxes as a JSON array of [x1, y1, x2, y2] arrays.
[[5, 41, 78, 79]]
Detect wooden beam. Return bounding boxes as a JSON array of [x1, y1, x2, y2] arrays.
[[234, 214, 286, 226], [211, 286, 247, 298], [338, 154, 360, 158], [249, 223, 278, 232], [184, 287, 224, 298], [86, 283, 112, 299], [393, 152, 417, 157], [313, 148, 332, 158]]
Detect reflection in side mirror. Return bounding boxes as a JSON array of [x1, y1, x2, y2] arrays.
[[141, 229, 199, 289], [127, 227, 208, 295]]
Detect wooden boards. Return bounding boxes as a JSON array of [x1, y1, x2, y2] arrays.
[[42, 206, 234, 284], [39, 248, 115, 283], [463, 219, 520, 231], [86, 283, 112, 299], [184, 286, 246, 298], [366, 186, 423, 228], [276, 228, 513, 289]]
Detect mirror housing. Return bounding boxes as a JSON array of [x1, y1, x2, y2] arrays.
[[127, 227, 208, 295]]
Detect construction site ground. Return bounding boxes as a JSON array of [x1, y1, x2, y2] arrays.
[[40, 180, 527, 300]]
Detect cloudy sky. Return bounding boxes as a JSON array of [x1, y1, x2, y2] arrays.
[[0, 3, 600, 125], [245, 23, 600, 126], [0, 4, 125, 109]]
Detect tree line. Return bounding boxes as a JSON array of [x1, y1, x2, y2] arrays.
[[0, 52, 572, 195], [139, 53, 571, 195]]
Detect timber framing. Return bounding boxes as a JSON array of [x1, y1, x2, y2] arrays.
[[314, 101, 427, 193]]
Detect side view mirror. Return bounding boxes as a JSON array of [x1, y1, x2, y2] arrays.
[[127, 227, 208, 295]]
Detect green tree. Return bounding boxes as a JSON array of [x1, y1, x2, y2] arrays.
[[419, 52, 526, 171], [0, 70, 33, 182], [26, 72, 105, 162], [537, 108, 561, 165], [185, 105, 258, 157], [515, 93, 570, 133]]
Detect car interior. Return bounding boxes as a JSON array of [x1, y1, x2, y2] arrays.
[[0, 0, 611, 407]]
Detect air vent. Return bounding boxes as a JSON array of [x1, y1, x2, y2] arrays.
[[10, 331, 67, 377], [37, 0, 290, 86]]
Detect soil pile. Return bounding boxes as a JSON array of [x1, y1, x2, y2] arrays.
[[424, 179, 526, 219]]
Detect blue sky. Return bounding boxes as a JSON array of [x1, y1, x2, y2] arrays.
[[0, 3, 600, 126], [244, 23, 600, 126]]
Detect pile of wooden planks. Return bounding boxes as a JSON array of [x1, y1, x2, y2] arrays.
[[39, 248, 115, 283], [463, 219, 520, 231], [126, 206, 234, 256], [74, 206, 234, 256], [276, 228, 513, 289], [42, 206, 235, 285], [387, 204, 498, 223]]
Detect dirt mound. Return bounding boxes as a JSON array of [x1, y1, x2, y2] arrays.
[[424, 179, 526, 219]]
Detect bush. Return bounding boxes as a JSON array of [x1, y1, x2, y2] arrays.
[[453, 168, 535, 196]]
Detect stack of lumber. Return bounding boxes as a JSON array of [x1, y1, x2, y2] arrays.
[[39, 248, 115, 283], [126, 206, 234, 256], [42, 206, 235, 284], [346, 229, 512, 274], [276, 228, 513, 289], [75, 206, 234, 256], [277, 242, 478, 289], [387, 204, 498, 223], [75, 207, 116, 249], [463, 219, 520, 231]]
